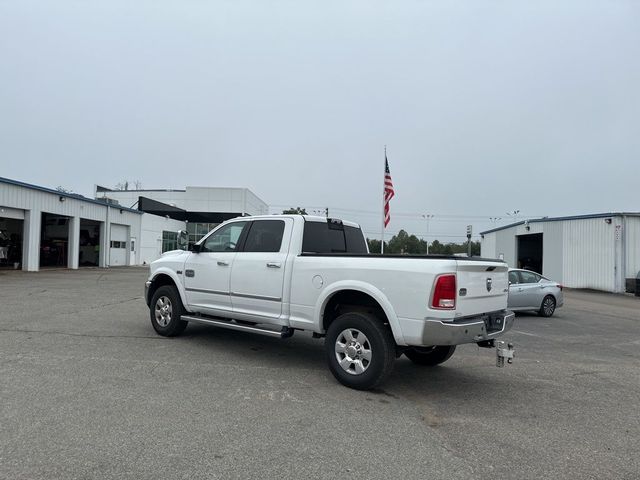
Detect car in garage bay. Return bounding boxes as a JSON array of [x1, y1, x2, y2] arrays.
[[508, 268, 563, 317]]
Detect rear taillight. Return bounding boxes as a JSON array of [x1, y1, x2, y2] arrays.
[[431, 274, 456, 309]]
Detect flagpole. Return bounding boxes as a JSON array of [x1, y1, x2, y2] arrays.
[[381, 145, 386, 254]]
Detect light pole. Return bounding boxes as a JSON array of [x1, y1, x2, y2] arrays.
[[422, 214, 434, 254], [505, 210, 520, 221]]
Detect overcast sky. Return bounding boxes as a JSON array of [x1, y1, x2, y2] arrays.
[[1, 0, 638, 241]]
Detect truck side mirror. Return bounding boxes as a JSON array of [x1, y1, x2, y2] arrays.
[[177, 230, 189, 250]]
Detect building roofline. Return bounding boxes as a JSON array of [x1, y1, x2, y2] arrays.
[[96, 186, 257, 193], [96, 184, 187, 193], [480, 212, 640, 235], [1, 177, 143, 214]]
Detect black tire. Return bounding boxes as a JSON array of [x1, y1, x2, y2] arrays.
[[404, 345, 456, 366], [325, 311, 396, 390], [149, 285, 188, 336], [538, 295, 556, 317]]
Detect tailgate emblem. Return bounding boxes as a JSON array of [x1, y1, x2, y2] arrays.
[[486, 278, 493, 292]]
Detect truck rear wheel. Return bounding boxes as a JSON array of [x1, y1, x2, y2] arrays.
[[150, 285, 188, 337], [404, 345, 456, 366], [325, 312, 396, 390]]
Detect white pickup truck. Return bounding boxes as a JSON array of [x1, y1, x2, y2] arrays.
[[145, 215, 514, 390]]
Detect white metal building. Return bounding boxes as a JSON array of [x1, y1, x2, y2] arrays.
[[0, 177, 186, 271], [139, 213, 186, 265], [480, 213, 640, 293], [94, 184, 269, 247]]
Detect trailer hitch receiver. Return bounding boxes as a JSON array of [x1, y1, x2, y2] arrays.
[[496, 341, 514, 367]]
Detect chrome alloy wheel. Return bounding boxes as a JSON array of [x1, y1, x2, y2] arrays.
[[335, 328, 372, 375], [543, 297, 555, 316], [155, 296, 173, 327]]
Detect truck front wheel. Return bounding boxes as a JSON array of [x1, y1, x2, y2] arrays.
[[325, 312, 396, 390], [403, 345, 456, 366], [150, 285, 188, 337]]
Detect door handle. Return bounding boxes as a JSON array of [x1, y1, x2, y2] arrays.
[[266, 262, 281, 268], [217, 261, 229, 266]]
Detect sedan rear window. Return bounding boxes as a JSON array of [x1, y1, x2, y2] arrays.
[[519, 271, 541, 284]]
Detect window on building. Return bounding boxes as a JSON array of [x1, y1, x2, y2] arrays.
[[162, 231, 178, 253], [187, 222, 220, 245], [243, 220, 285, 253]]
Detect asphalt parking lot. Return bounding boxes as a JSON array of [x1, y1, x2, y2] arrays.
[[0, 268, 638, 480]]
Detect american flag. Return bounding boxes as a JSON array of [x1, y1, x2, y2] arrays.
[[383, 156, 395, 227]]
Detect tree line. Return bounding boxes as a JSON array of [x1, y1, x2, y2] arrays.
[[367, 230, 480, 256], [280, 209, 480, 256]]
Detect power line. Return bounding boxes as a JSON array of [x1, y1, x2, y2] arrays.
[[362, 230, 481, 239], [269, 204, 541, 219]]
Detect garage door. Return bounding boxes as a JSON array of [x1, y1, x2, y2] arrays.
[[0, 214, 24, 269], [109, 224, 128, 266]]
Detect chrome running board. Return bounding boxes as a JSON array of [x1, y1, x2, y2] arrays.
[[181, 315, 293, 339]]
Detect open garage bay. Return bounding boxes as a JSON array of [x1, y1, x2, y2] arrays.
[[0, 268, 638, 479]]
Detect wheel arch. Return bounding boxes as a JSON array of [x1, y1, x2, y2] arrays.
[[316, 281, 405, 345], [148, 269, 188, 309]]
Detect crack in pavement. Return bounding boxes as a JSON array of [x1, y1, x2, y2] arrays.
[[0, 328, 161, 340]]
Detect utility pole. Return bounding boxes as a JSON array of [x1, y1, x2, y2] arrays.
[[325, 207, 329, 218], [422, 214, 434, 254], [466, 225, 472, 257]]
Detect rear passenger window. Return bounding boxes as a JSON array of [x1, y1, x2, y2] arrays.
[[328, 228, 346, 252], [519, 271, 541, 284], [243, 220, 285, 253], [302, 221, 367, 254], [344, 226, 368, 253]]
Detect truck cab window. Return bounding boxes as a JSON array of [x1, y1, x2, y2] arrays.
[[243, 220, 285, 253], [201, 222, 248, 252], [302, 222, 367, 254]]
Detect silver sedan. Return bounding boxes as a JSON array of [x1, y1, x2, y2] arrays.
[[508, 269, 564, 317]]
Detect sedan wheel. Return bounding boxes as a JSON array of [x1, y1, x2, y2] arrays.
[[539, 295, 556, 317]]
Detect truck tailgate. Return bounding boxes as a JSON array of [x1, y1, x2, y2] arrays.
[[455, 260, 509, 317]]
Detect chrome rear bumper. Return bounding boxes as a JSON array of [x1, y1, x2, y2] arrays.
[[402, 310, 515, 347]]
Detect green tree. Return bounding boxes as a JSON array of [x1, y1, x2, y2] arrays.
[[282, 207, 307, 215], [368, 236, 480, 256], [366, 238, 386, 253], [429, 239, 443, 254]]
